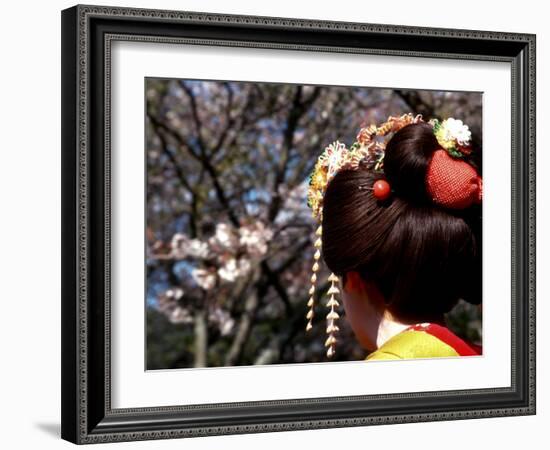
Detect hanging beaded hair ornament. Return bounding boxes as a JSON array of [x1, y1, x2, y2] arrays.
[[306, 113, 482, 358]]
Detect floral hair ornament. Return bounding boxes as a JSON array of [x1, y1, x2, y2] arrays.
[[426, 118, 483, 209], [430, 117, 472, 158], [306, 113, 423, 358]]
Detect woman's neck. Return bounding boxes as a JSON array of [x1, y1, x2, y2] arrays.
[[375, 315, 412, 349], [374, 313, 446, 349]]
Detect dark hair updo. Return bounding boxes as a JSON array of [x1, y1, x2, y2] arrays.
[[321, 122, 482, 323]]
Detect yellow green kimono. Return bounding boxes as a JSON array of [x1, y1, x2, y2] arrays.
[[366, 323, 482, 361]]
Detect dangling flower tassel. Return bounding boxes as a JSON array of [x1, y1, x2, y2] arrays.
[[306, 223, 323, 332], [325, 272, 340, 358]]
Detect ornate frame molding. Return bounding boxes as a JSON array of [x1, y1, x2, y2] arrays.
[[61, 4, 536, 444]]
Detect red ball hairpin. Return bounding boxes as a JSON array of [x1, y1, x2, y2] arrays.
[[358, 179, 392, 201]]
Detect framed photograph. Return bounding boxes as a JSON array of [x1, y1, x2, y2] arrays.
[[61, 4, 536, 444]]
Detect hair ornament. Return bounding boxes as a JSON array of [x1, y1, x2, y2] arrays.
[[425, 118, 482, 209], [429, 118, 472, 158], [357, 179, 393, 201], [307, 113, 423, 223], [426, 149, 483, 209]]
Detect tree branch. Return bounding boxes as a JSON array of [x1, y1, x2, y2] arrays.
[[147, 109, 240, 227], [193, 310, 208, 367], [394, 90, 436, 118], [147, 115, 200, 237], [179, 80, 209, 156], [268, 86, 321, 222], [224, 291, 258, 366], [212, 82, 236, 154]]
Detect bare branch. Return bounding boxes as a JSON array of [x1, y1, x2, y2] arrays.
[[212, 82, 236, 153], [394, 90, 436, 118], [179, 80, 208, 156], [147, 115, 200, 237], [193, 310, 208, 367], [267, 86, 321, 222], [147, 109, 240, 227]]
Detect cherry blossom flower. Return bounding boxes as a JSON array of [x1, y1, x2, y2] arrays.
[[208, 223, 239, 252], [191, 268, 217, 290], [170, 233, 189, 258], [169, 306, 194, 324], [208, 307, 235, 336], [187, 239, 210, 259], [239, 221, 273, 257]]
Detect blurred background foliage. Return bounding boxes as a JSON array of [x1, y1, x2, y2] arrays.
[[145, 78, 482, 370]]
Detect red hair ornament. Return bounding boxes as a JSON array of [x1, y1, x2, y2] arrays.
[[426, 149, 482, 209], [373, 179, 392, 201], [357, 179, 393, 201]]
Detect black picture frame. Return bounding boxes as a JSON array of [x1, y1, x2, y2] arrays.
[[61, 4, 536, 444]]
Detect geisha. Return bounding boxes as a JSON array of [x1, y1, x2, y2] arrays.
[[306, 114, 482, 360]]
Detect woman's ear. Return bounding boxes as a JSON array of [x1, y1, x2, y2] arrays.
[[343, 271, 366, 294]]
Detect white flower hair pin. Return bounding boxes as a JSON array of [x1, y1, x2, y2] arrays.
[[429, 117, 472, 158]]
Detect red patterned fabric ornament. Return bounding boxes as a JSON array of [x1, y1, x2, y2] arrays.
[[426, 149, 482, 209]]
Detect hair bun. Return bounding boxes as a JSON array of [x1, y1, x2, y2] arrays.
[[383, 122, 439, 204]]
